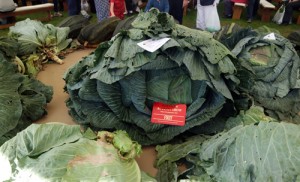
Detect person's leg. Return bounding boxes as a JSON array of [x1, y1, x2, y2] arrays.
[[125, 0, 133, 13], [246, 0, 254, 22], [282, 1, 300, 24], [52, 0, 63, 16], [53, 0, 58, 11], [59, 0, 64, 11], [252, 0, 259, 17], [31, 0, 38, 5], [68, 0, 80, 15], [94, 0, 109, 21], [169, 0, 184, 24], [22, 0, 27, 6], [88, 0, 96, 13], [224, 0, 233, 18]]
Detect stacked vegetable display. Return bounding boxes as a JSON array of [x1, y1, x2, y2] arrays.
[[0, 9, 300, 182]]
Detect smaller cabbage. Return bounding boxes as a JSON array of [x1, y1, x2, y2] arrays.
[[0, 123, 143, 182]]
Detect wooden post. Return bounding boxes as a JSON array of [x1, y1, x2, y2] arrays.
[[261, 8, 272, 22], [232, 5, 243, 19]]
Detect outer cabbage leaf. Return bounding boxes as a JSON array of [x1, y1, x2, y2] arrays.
[[0, 37, 18, 58], [9, 19, 46, 55], [0, 53, 53, 145], [199, 121, 300, 182], [0, 61, 23, 137], [155, 106, 300, 182], [0, 124, 142, 182]]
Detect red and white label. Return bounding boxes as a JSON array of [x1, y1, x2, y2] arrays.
[[151, 102, 187, 126]]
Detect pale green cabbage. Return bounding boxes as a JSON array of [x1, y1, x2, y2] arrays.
[[0, 123, 145, 182], [155, 106, 300, 182], [9, 19, 72, 77]]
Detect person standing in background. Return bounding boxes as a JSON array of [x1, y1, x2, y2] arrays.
[[223, 0, 234, 18], [88, 0, 96, 13], [67, 0, 81, 15], [13, 0, 24, 6], [282, 0, 300, 25], [169, 0, 189, 24], [53, 0, 63, 17], [37, 0, 62, 17], [196, 0, 220, 32], [110, 0, 126, 19], [145, 0, 169, 12], [246, 0, 259, 22], [0, 0, 17, 24], [94, 0, 109, 21], [125, 0, 134, 14]]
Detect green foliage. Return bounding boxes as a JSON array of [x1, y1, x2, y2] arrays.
[[0, 46, 53, 145], [0, 124, 144, 182], [218, 27, 300, 122], [9, 19, 72, 77], [155, 106, 300, 182], [64, 9, 238, 145], [0, 64, 53, 145]]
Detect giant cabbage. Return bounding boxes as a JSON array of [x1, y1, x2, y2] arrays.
[[155, 106, 300, 182], [217, 27, 300, 122], [64, 9, 238, 145], [0, 123, 145, 182], [0, 39, 53, 145]]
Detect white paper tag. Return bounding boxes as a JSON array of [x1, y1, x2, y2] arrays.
[[263, 33, 276, 40], [137, 38, 171, 53]]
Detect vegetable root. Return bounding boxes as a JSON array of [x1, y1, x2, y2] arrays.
[[42, 49, 64, 64]]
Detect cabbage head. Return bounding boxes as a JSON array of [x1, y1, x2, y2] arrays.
[[218, 27, 300, 122], [64, 9, 238, 145], [0, 123, 143, 182], [9, 19, 72, 77]]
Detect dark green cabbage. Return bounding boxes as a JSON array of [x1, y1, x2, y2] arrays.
[[64, 9, 238, 145]]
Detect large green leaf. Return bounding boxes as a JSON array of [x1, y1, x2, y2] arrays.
[[200, 121, 300, 181], [0, 37, 18, 58], [0, 56, 53, 145], [156, 107, 300, 182], [0, 61, 23, 137], [0, 124, 142, 182], [9, 19, 46, 55]]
